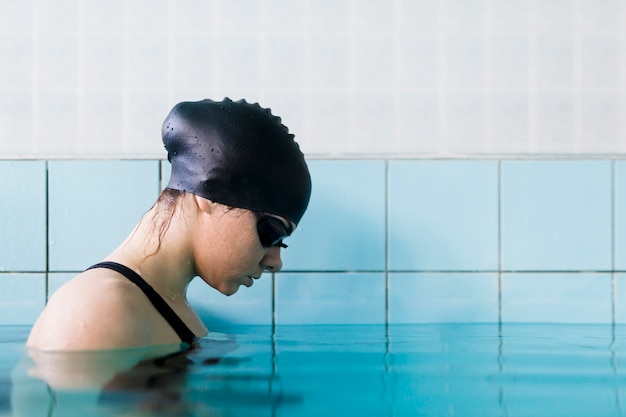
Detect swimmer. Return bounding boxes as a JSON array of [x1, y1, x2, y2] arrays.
[[26, 98, 311, 353]]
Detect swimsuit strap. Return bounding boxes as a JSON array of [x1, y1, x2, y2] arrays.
[[86, 261, 196, 345]]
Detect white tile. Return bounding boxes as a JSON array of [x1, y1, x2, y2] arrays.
[[215, 37, 260, 91], [350, 93, 396, 153], [307, 37, 350, 90], [127, 36, 169, 91], [535, 0, 575, 35], [0, 37, 31, 90], [394, 94, 440, 153], [83, 36, 125, 90], [301, 93, 351, 154], [490, 0, 530, 35], [445, 93, 484, 152], [489, 37, 529, 91], [354, 37, 394, 91], [217, 0, 261, 35], [170, 35, 216, 92], [445, 0, 485, 35], [581, 37, 620, 89], [535, 94, 574, 150], [263, 37, 307, 91], [82, 0, 124, 35], [396, 36, 439, 91], [0, 1, 32, 35], [38, 36, 78, 92], [535, 37, 574, 89], [397, 0, 439, 34], [580, 94, 620, 153], [308, 0, 350, 34], [353, 0, 394, 34], [445, 37, 484, 89], [37, 0, 78, 35], [0, 94, 32, 156], [264, 1, 307, 34], [580, 0, 621, 34], [489, 94, 529, 153]]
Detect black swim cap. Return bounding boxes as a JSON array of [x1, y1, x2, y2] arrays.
[[162, 98, 311, 226]]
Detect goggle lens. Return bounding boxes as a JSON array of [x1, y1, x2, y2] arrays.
[[255, 213, 292, 248]]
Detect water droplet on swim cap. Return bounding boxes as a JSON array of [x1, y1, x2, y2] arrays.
[[162, 98, 312, 225]]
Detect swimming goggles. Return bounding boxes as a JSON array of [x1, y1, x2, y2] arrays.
[[255, 212, 293, 248]]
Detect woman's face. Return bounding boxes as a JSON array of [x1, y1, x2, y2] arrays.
[[191, 202, 289, 296]]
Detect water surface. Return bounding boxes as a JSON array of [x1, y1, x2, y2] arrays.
[[2, 324, 625, 416]]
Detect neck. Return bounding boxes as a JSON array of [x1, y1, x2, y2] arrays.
[[105, 196, 197, 302]]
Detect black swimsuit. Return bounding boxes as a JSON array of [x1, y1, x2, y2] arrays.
[[86, 261, 196, 345]]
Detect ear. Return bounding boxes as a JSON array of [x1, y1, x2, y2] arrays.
[[194, 195, 218, 215]]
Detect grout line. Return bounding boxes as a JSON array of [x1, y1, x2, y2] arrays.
[[274, 269, 622, 274], [612, 160, 617, 326], [498, 160, 503, 326], [572, 0, 583, 152], [76, 0, 85, 153], [4, 269, 623, 275], [31, 0, 39, 152], [437, 0, 448, 153], [528, 0, 537, 152], [271, 272, 277, 332], [45, 160, 50, 302], [7, 154, 626, 162], [384, 160, 390, 329]]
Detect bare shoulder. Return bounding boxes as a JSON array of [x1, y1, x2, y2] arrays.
[[27, 269, 154, 351]]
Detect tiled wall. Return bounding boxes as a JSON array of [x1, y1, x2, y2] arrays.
[[1, 0, 626, 157], [1, 158, 624, 326]]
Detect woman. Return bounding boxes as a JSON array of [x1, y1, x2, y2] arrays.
[[26, 98, 312, 353]]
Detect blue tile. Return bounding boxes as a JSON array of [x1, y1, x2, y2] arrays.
[[0, 273, 46, 325], [275, 273, 386, 324], [388, 160, 499, 271], [160, 159, 171, 191], [48, 160, 160, 271], [0, 161, 46, 272], [48, 272, 75, 300], [501, 160, 611, 271], [281, 160, 386, 271], [187, 274, 272, 326], [501, 273, 611, 323], [614, 162, 626, 270], [388, 273, 499, 323], [615, 273, 626, 324]]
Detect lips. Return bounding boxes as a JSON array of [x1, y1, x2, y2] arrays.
[[244, 273, 262, 288]]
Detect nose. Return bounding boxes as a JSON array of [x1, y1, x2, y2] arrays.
[[261, 246, 283, 272]]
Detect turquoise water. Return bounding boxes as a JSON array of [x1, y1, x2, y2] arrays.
[[2, 324, 625, 416]]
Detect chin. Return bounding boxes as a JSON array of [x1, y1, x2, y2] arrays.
[[222, 286, 239, 296]]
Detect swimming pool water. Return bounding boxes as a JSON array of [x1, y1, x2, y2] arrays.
[[2, 324, 625, 416]]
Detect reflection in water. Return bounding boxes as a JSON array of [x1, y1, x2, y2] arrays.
[[5, 324, 626, 416], [13, 329, 303, 416]]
